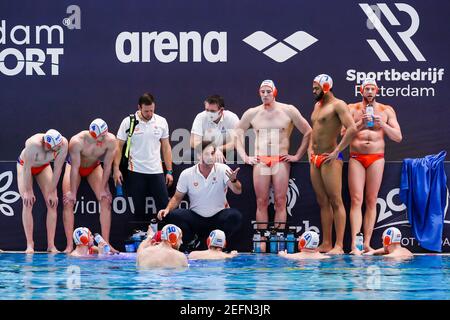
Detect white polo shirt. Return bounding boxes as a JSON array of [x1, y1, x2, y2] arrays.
[[117, 112, 169, 174], [191, 110, 239, 146], [176, 163, 232, 217]]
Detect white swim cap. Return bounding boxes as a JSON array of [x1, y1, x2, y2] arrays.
[[207, 229, 226, 248], [298, 231, 320, 250], [360, 77, 378, 93], [259, 79, 277, 97], [89, 118, 108, 139], [313, 74, 333, 93], [73, 227, 92, 246], [382, 227, 402, 246], [161, 224, 183, 247], [43, 129, 63, 150]]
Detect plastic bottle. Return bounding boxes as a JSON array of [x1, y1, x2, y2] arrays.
[[150, 218, 158, 237], [253, 231, 261, 253], [356, 232, 364, 252], [124, 239, 135, 253], [286, 232, 295, 253], [269, 229, 278, 253], [116, 184, 123, 197], [278, 232, 285, 252], [366, 104, 374, 128], [94, 233, 110, 254], [131, 231, 143, 250]]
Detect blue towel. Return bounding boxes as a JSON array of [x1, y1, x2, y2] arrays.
[[399, 151, 447, 252]]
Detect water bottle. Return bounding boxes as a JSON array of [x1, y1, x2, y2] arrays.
[[356, 232, 364, 252], [116, 184, 123, 197], [253, 231, 261, 253], [94, 233, 110, 254], [269, 230, 278, 253], [131, 231, 143, 250], [150, 218, 158, 236], [286, 232, 295, 253], [278, 232, 285, 252], [366, 104, 374, 128], [124, 239, 136, 252]]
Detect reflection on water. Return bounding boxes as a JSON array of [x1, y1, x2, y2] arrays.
[[0, 253, 449, 300]]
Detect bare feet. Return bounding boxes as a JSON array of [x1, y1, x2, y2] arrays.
[[326, 246, 344, 255], [25, 246, 35, 254], [318, 243, 333, 253], [349, 248, 363, 256], [47, 247, 60, 254], [63, 246, 74, 254], [364, 245, 374, 253]]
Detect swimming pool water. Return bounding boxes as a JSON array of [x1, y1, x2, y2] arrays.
[[0, 253, 448, 300]]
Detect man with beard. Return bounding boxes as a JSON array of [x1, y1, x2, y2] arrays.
[[346, 78, 402, 255], [309, 74, 357, 254]]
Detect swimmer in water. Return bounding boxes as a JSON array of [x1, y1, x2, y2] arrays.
[[364, 227, 413, 259], [137, 224, 188, 268], [70, 227, 107, 257], [278, 231, 330, 260], [188, 229, 238, 260]]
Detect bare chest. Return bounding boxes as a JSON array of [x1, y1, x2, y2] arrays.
[[80, 142, 107, 159], [311, 106, 338, 127], [251, 109, 292, 130]]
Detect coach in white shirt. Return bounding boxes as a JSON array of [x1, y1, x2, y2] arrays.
[[190, 95, 239, 163], [157, 141, 243, 251], [114, 93, 174, 231]]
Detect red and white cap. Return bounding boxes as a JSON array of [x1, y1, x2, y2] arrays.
[[361, 77, 378, 90], [259, 79, 277, 96], [382, 227, 402, 246], [89, 118, 108, 139], [44, 129, 63, 150], [298, 231, 320, 250], [73, 227, 92, 246], [260, 79, 276, 91], [207, 229, 226, 248], [313, 74, 333, 93], [161, 224, 183, 247]]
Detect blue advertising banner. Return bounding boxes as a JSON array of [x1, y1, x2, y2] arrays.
[[0, 1, 449, 253], [0, 0, 448, 160], [0, 162, 449, 252]]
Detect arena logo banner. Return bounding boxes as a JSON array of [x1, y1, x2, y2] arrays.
[[242, 31, 318, 63], [115, 31, 227, 63], [0, 5, 81, 76], [346, 3, 445, 97]]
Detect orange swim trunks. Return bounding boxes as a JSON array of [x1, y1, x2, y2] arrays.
[[257, 155, 282, 167], [310, 152, 344, 169], [17, 157, 50, 176], [350, 152, 384, 169], [78, 161, 101, 177]]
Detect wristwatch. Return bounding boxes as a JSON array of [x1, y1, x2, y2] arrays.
[[166, 170, 173, 175]]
